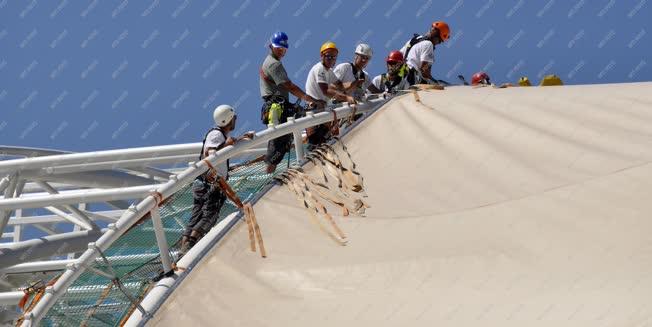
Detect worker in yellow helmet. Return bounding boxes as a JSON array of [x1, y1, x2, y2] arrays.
[[304, 41, 356, 147], [518, 76, 532, 86]]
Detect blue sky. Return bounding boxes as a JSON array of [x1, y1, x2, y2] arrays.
[[1, 0, 650, 152]]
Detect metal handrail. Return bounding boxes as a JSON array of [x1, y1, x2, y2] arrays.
[[21, 97, 389, 325]]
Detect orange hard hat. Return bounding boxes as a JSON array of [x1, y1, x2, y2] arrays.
[[432, 21, 450, 41]]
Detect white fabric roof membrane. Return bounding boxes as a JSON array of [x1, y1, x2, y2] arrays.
[[151, 82, 652, 327]]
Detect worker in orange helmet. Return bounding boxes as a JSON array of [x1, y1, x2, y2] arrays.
[[400, 21, 451, 86]]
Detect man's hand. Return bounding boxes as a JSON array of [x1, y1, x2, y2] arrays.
[[345, 95, 357, 105], [312, 99, 326, 109], [224, 137, 236, 146], [240, 131, 255, 140], [306, 96, 326, 109]]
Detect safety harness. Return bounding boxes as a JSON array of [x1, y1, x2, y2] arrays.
[[199, 127, 229, 182], [348, 62, 366, 82], [379, 64, 409, 92], [404, 33, 434, 59]]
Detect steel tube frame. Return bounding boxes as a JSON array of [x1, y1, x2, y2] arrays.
[[34, 181, 98, 230], [43, 206, 94, 231], [0, 175, 10, 193], [0, 143, 202, 175], [149, 206, 172, 274], [0, 184, 163, 210], [22, 155, 198, 177], [0, 229, 105, 269], [7, 210, 122, 225], [0, 291, 24, 306], [0, 173, 19, 234]]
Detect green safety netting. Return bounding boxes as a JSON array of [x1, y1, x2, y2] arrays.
[[39, 152, 300, 326]]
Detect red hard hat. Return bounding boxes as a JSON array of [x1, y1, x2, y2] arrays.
[[386, 50, 404, 64], [432, 21, 450, 41], [471, 71, 490, 85]]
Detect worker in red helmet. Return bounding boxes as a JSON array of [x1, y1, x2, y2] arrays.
[[370, 50, 410, 93], [470, 71, 515, 88], [471, 71, 491, 86], [400, 21, 451, 86]]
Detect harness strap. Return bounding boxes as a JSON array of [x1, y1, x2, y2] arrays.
[[349, 62, 366, 81], [330, 111, 340, 136], [216, 175, 243, 209], [150, 191, 164, 206], [259, 67, 274, 85], [404, 34, 431, 59]]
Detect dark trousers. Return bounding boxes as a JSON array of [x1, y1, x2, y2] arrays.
[[265, 133, 293, 166], [184, 178, 227, 237], [262, 97, 295, 166]]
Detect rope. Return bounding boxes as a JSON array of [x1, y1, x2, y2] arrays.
[[275, 174, 347, 246], [16, 276, 60, 326], [215, 175, 266, 258]]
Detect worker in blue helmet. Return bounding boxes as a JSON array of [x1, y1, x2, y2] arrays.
[[259, 31, 325, 173]]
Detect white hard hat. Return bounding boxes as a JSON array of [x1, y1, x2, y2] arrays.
[[354, 43, 373, 57], [213, 104, 235, 127]]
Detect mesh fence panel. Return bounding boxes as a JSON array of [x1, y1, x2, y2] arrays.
[[40, 151, 300, 326]]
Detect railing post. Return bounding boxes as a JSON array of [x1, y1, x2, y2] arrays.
[[149, 206, 172, 274], [287, 117, 305, 164], [13, 209, 22, 242]]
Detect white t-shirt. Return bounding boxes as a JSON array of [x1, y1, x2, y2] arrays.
[[202, 129, 228, 177], [305, 62, 338, 102], [333, 63, 371, 90], [400, 39, 434, 74], [371, 74, 410, 92]]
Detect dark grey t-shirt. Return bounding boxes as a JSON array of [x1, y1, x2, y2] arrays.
[[259, 53, 290, 100]]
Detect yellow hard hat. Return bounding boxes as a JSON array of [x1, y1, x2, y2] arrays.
[[539, 74, 563, 86], [320, 41, 338, 54], [518, 76, 531, 86]]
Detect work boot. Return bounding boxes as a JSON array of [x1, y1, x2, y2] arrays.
[[178, 236, 197, 259]]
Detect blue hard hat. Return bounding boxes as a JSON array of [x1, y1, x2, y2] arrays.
[[270, 31, 289, 49]]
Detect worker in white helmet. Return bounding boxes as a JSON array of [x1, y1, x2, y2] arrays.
[[179, 104, 255, 256], [333, 43, 381, 100]]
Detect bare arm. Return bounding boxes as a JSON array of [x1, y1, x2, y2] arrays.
[[320, 83, 355, 104], [281, 81, 326, 108], [367, 83, 382, 94], [282, 81, 312, 102], [339, 79, 364, 93], [420, 62, 433, 81]]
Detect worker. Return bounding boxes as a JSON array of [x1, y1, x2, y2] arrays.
[[179, 105, 254, 256], [371, 50, 410, 93], [333, 43, 381, 100], [259, 31, 325, 173], [400, 21, 451, 85], [304, 41, 355, 147]]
